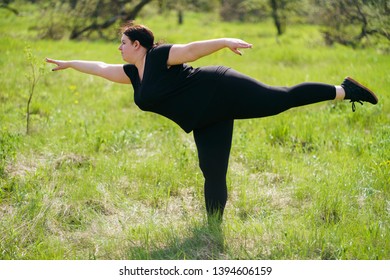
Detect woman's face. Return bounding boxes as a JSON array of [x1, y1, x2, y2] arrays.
[[118, 34, 136, 63]]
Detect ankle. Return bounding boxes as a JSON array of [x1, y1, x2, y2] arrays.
[[335, 86, 345, 101]]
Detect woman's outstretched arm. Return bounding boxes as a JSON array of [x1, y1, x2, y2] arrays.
[[45, 58, 131, 84], [167, 38, 252, 66]]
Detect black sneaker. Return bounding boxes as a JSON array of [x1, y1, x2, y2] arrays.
[[341, 77, 378, 112]]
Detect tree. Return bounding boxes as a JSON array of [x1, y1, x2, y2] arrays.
[[0, 0, 18, 14], [311, 0, 390, 46], [35, 0, 154, 40], [158, 0, 219, 25], [220, 0, 306, 36], [269, 0, 284, 35], [69, 0, 154, 40], [220, 0, 269, 22], [24, 46, 45, 135]]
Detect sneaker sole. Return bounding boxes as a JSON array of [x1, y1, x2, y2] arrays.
[[346, 76, 378, 104]]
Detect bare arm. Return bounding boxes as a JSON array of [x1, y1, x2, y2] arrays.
[[45, 58, 131, 84], [167, 38, 252, 66]]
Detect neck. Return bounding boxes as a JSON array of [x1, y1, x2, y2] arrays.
[[134, 49, 147, 69], [133, 50, 147, 82]]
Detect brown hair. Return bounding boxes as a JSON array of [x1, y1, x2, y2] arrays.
[[121, 22, 157, 50]]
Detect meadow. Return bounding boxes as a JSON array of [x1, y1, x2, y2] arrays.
[[0, 5, 389, 260]]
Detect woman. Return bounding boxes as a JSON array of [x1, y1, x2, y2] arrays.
[[46, 23, 378, 222]]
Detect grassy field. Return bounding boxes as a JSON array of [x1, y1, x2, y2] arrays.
[[0, 5, 389, 260]]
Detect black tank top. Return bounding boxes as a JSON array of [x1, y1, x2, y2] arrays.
[[123, 44, 229, 133]]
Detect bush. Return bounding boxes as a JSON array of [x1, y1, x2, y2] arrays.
[[311, 0, 390, 47]]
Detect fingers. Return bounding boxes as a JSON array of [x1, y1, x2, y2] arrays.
[[231, 44, 252, 56], [45, 58, 58, 65], [45, 58, 62, 71], [238, 41, 253, 49], [227, 39, 252, 56], [232, 48, 243, 56], [232, 39, 252, 49]]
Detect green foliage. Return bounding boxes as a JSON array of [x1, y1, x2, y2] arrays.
[[159, 0, 219, 13], [220, 0, 269, 22], [311, 0, 390, 47], [24, 46, 46, 135], [33, 0, 154, 40], [22, 0, 390, 46], [0, 132, 19, 180], [0, 7, 389, 260]]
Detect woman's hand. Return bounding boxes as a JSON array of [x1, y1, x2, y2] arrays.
[[225, 38, 253, 55], [45, 58, 70, 71]]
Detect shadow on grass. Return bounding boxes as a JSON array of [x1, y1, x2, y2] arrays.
[[126, 223, 226, 260]]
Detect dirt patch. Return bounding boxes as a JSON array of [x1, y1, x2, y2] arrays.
[[4, 155, 44, 178], [54, 153, 94, 170]]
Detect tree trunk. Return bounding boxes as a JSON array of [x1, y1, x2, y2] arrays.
[[269, 0, 283, 36], [178, 9, 184, 25]]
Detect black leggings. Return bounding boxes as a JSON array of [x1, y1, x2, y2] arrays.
[[193, 69, 336, 220]]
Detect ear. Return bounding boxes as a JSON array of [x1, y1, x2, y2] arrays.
[[132, 40, 141, 49]]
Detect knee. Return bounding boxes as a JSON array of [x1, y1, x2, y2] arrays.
[[199, 158, 228, 181]]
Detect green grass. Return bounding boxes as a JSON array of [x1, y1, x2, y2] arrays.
[[0, 6, 389, 260]]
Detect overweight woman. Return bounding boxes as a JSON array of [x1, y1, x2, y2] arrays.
[[46, 23, 378, 223]]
